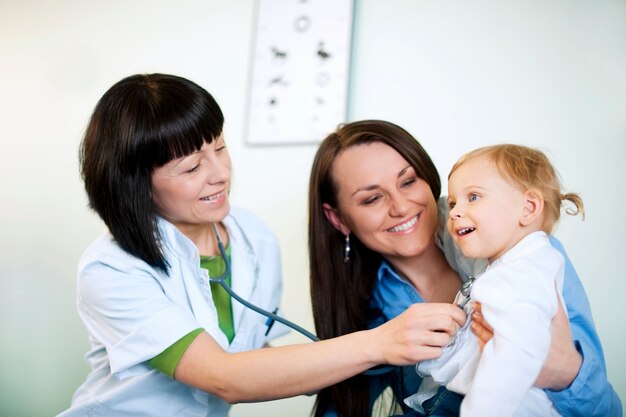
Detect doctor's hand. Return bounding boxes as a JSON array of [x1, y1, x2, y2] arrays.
[[372, 303, 466, 366], [471, 297, 582, 391]]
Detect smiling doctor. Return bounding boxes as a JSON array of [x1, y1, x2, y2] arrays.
[[57, 74, 466, 417]]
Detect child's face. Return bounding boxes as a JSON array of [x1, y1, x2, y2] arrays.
[[447, 155, 528, 262]]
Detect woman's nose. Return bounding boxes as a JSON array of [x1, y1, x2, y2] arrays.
[[389, 193, 410, 217]]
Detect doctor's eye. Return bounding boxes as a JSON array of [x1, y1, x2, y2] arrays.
[[186, 163, 201, 174]]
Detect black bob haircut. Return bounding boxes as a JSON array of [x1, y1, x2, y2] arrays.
[[80, 73, 224, 273]]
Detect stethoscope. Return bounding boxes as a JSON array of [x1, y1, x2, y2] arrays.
[[208, 223, 478, 377], [209, 223, 395, 376], [456, 276, 476, 311], [208, 223, 319, 342]]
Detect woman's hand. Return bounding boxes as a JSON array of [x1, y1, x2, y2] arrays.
[[532, 296, 582, 389], [372, 303, 467, 366], [471, 297, 582, 390]]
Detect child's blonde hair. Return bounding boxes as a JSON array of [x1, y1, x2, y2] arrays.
[[449, 144, 584, 234]]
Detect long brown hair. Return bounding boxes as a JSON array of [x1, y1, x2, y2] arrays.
[[308, 120, 441, 416]]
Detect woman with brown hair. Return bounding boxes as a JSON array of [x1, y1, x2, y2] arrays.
[[308, 120, 620, 416]]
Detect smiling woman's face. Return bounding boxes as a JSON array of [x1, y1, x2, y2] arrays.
[[328, 141, 439, 263], [151, 135, 231, 234]]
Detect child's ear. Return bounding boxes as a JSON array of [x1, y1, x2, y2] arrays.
[[520, 189, 544, 227], [322, 203, 351, 235]]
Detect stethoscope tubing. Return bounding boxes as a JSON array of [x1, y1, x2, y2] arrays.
[[214, 279, 320, 342], [209, 223, 393, 376], [209, 223, 319, 342]]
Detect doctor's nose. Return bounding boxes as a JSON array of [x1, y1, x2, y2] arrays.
[[206, 156, 231, 185]]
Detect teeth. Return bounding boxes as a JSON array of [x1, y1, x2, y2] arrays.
[[387, 215, 418, 233], [201, 192, 221, 201], [458, 227, 475, 236]]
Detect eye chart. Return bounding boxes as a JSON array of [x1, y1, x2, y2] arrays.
[[245, 0, 354, 145]]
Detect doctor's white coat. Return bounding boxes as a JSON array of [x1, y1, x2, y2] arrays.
[[58, 206, 287, 417]]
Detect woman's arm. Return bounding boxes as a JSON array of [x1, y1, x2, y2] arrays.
[[532, 296, 581, 389], [174, 303, 466, 403], [544, 236, 622, 417], [472, 237, 622, 417]]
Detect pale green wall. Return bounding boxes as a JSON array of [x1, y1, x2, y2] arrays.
[[0, 1, 623, 416]]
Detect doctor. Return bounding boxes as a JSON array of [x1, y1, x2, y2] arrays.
[[58, 73, 466, 417]]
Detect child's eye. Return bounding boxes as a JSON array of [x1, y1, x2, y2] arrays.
[[448, 201, 456, 210], [468, 193, 479, 202]]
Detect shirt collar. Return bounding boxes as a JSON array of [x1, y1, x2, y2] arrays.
[[155, 210, 256, 267], [371, 259, 426, 324]]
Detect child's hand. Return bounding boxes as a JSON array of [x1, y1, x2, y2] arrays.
[[470, 302, 493, 350]]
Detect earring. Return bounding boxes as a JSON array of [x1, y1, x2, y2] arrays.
[[344, 233, 351, 263]]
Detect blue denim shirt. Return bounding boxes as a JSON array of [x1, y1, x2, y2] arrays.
[[365, 261, 463, 417]]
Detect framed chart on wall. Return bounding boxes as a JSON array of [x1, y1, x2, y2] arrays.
[[245, 0, 355, 145]]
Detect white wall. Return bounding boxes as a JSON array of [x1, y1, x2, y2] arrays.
[[0, 1, 623, 416]]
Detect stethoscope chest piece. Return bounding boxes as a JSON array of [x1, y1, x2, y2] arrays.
[[455, 276, 476, 313]]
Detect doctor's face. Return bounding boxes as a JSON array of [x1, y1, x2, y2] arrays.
[[151, 135, 231, 234], [329, 142, 439, 264]]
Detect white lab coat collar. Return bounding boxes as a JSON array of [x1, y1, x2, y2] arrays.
[[155, 211, 264, 351], [223, 213, 261, 345], [155, 218, 230, 349]]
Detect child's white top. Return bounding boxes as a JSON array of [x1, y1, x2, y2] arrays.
[[408, 231, 565, 417]]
